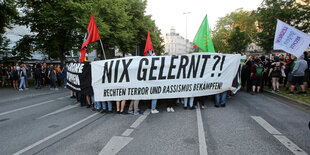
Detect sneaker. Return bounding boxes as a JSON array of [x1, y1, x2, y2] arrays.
[[190, 106, 195, 110], [276, 89, 279, 93], [214, 104, 220, 108], [167, 107, 171, 112], [128, 110, 134, 115], [151, 109, 159, 114], [134, 111, 143, 115], [251, 91, 255, 95], [97, 109, 101, 112], [19, 88, 23, 91], [220, 104, 226, 107], [272, 90, 275, 93], [288, 92, 294, 95], [183, 106, 187, 110], [170, 107, 175, 112]]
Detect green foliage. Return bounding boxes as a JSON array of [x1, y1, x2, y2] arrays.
[[227, 26, 251, 54], [212, 9, 256, 53], [17, 0, 163, 61], [12, 35, 34, 60], [255, 0, 310, 52]]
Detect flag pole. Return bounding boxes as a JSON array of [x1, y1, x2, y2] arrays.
[[99, 39, 106, 60]]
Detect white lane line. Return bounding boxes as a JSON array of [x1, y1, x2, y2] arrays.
[[196, 103, 208, 155], [130, 109, 150, 128], [121, 129, 134, 137], [13, 113, 100, 155], [274, 135, 308, 155], [37, 104, 80, 119], [251, 116, 308, 155], [98, 136, 133, 155], [251, 116, 281, 135], [0, 100, 55, 116]]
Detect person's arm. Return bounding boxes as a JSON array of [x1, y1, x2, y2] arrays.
[[47, 70, 50, 78]]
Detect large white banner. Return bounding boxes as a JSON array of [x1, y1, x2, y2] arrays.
[[92, 53, 241, 101], [274, 19, 310, 58]]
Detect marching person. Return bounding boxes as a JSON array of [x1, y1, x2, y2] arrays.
[[47, 64, 57, 90], [116, 100, 126, 114], [184, 97, 195, 110]]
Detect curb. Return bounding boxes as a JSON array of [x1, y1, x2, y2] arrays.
[[264, 89, 310, 108]]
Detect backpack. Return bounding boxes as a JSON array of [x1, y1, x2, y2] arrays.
[[255, 64, 263, 76]]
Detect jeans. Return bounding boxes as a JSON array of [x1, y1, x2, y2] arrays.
[[35, 78, 40, 88], [50, 78, 56, 88], [184, 97, 194, 107], [92, 96, 102, 110], [63, 77, 67, 87], [102, 101, 112, 111], [19, 76, 26, 89], [215, 91, 227, 105], [151, 99, 157, 110]]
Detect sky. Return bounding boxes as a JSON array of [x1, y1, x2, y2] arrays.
[[145, 0, 263, 42]]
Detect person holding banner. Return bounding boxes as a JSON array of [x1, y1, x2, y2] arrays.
[[215, 91, 227, 107], [116, 100, 126, 114], [128, 100, 142, 115], [184, 97, 194, 110]]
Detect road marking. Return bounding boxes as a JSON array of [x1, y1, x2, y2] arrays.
[[196, 103, 208, 155], [274, 135, 308, 155], [130, 109, 150, 128], [0, 100, 55, 116], [252, 116, 308, 155], [99, 109, 151, 155], [251, 116, 281, 135], [37, 104, 80, 119], [121, 129, 134, 137], [13, 113, 100, 155], [98, 136, 133, 155]]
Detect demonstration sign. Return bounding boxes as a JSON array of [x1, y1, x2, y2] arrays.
[[67, 62, 92, 95], [274, 19, 310, 58], [92, 53, 241, 101]]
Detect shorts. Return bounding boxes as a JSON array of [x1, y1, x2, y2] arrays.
[[291, 76, 304, 85], [252, 78, 263, 86], [287, 73, 293, 82]]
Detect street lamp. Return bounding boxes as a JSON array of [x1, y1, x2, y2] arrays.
[[183, 12, 191, 54]]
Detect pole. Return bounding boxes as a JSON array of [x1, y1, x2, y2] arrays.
[[183, 12, 191, 54], [99, 39, 106, 60]]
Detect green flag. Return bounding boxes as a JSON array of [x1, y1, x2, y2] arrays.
[[193, 15, 215, 53]]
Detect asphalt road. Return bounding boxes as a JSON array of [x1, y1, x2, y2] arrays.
[[0, 87, 309, 155]]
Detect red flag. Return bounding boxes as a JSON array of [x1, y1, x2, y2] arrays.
[[194, 44, 199, 48], [144, 29, 156, 56], [80, 13, 101, 62]]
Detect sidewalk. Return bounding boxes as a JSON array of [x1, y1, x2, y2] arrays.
[[0, 87, 68, 104], [264, 89, 310, 108]]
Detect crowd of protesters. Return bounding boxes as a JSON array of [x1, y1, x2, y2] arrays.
[[241, 51, 310, 96], [0, 62, 68, 90]]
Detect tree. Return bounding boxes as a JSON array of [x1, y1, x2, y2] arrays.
[[19, 0, 92, 62], [12, 35, 34, 60], [212, 8, 256, 53], [0, 0, 18, 53], [227, 26, 251, 53], [255, 0, 310, 52]]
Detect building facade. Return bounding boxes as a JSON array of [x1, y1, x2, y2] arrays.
[[163, 27, 194, 56]]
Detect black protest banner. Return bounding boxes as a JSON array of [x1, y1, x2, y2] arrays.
[[67, 62, 92, 95]]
